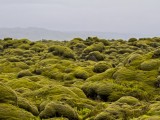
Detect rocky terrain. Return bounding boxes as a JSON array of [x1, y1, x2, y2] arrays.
[[0, 37, 160, 120]]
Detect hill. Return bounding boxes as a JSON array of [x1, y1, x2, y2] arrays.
[[0, 27, 145, 40], [0, 37, 160, 120]]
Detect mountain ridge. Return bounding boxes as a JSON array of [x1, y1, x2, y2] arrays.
[[0, 27, 154, 40]]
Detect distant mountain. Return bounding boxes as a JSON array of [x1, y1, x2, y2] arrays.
[[0, 27, 150, 41]]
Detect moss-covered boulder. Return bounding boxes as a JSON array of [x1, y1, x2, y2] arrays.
[[147, 102, 160, 116], [23, 85, 79, 104], [140, 59, 160, 71], [124, 53, 144, 67], [94, 112, 113, 120], [0, 103, 36, 120], [93, 62, 112, 73], [116, 96, 140, 105], [0, 83, 17, 105], [86, 51, 105, 61], [7, 78, 42, 91], [48, 45, 75, 59], [74, 69, 89, 80], [17, 70, 33, 78], [39, 102, 78, 120], [17, 97, 39, 116], [82, 82, 113, 101], [152, 49, 160, 58]]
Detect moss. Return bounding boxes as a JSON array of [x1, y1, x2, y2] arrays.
[[7, 57, 20, 62], [48, 45, 75, 59], [94, 112, 114, 120], [82, 82, 113, 101], [86, 51, 105, 61], [128, 38, 138, 42], [86, 68, 116, 81], [0, 103, 36, 120], [113, 67, 142, 81], [17, 97, 39, 116], [7, 78, 42, 91], [134, 115, 160, 120], [93, 61, 112, 73], [69, 87, 87, 98], [39, 102, 78, 120], [147, 102, 160, 116], [23, 85, 79, 104], [116, 96, 140, 105], [15, 62, 29, 69], [0, 82, 17, 105], [74, 69, 89, 80], [140, 59, 160, 71], [17, 70, 33, 78], [0, 45, 3, 50], [152, 49, 160, 58]]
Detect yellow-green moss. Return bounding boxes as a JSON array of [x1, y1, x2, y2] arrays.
[[0, 103, 36, 120]]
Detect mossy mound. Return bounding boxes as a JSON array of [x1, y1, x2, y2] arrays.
[[74, 69, 89, 80], [48, 45, 75, 59], [69, 87, 87, 98], [17, 70, 33, 78], [17, 97, 39, 116], [124, 53, 144, 67], [147, 102, 160, 116], [86, 51, 105, 61], [86, 68, 116, 81], [133, 115, 160, 120], [23, 85, 80, 104], [0, 103, 36, 120], [95, 101, 147, 120], [82, 82, 113, 101], [140, 59, 160, 71], [7, 78, 42, 91], [39, 102, 78, 120], [0, 83, 17, 105], [116, 96, 140, 105], [93, 61, 112, 73]]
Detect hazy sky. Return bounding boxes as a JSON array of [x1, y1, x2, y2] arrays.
[[0, 0, 160, 35]]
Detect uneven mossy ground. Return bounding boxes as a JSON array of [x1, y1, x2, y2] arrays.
[[0, 37, 160, 119]]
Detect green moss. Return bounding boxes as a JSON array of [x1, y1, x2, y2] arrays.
[[39, 102, 78, 120], [93, 61, 112, 73], [83, 42, 104, 53], [23, 85, 79, 104], [70, 87, 87, 98], [113, 67, 143, 81], [82, 82, 113, 101], [116, 96, 140, 105], [7, 78, 42, 91], [86, 51, 105, 61], [15, 62, 29, 69], [133, 115, 160, 120], [95, 112, 114, 120], [17, 70, 33, 78], [17, 97, 39, 116], [124, 53, 144, 67], [140, 59, 160, 71], [128, 38, 138, 42], [7, 57, 20, 62], [152, 49, 160, 58], [74, 69, 89, 80], [147, 102, 160, 116], [87, 68, 116, 81], [0, 83, 17, 105], [48, 45, 75, 59], [0, 103, 36, 120]]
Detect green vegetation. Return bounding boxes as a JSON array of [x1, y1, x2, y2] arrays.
[[0, 37, 160, 119]]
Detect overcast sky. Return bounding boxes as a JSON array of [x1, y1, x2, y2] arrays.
[[0, 0, 160, 35]]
